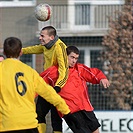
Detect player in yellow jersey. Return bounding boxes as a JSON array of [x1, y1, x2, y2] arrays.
[[22, 26, 68, 89], [22, 26, 68, 133], [0, 37, 77, 133]]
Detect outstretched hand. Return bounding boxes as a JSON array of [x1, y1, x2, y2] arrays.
[[100, 79, 110, 88]]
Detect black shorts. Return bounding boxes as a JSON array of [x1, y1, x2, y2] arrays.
[[36, 95, 62, 131], [36, 96, 51, 123], [64, 110, 101, 133], [1, 128, 38, 133]]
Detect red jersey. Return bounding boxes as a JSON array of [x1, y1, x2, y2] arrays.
[[40, 63, 107, 113]]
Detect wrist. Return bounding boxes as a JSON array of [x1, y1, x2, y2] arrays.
[[54, 86, 61, 93]]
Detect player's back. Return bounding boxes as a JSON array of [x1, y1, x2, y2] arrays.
[[0, 58, 38, 131]]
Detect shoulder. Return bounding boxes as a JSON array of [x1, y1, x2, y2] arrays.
[[47, 65, 58, 71], [77, 63, 86, 68], [20, 61, 36, 71], [56, 39, 67, 48], [76, 63, 90, 71], [16, 61, 39, 77], [40, 65, 58, 76]]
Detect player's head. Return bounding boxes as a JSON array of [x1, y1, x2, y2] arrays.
[[0, 54, 5, 61], [3, 37, 22, 58], [41, 26, 56, 36], [39, 26, 57, 46], [66, 46, 80, 67]]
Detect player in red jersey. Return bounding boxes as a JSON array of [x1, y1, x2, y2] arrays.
[[40, 45, 110, 133]]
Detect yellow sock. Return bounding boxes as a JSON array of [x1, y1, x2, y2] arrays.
[[37, 123, 46, 133], [54, 131, 62, 133]]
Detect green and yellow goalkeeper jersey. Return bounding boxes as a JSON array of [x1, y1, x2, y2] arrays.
[[0, 58, 70, 132], [22, 38, 68, 88]]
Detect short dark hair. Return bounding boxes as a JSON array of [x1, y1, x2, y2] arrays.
[[3, 37, 22, 58], [66, 46, 80, 55], [42, 26, 57, 37], [0, 54, 5, 59]]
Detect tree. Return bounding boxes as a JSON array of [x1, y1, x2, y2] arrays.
[[101, 0, 133, 110]]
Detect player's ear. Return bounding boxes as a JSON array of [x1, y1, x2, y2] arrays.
[[50, 35, 54, 40], [19, 49, 23, 56]]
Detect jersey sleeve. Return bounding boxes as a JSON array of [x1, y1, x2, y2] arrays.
[[22, 44, 44, 54], [34, 70, 70, 115], [80, 64, 107, 84], [54, 43, 68, 88]]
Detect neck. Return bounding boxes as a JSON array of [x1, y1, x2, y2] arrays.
[[44, 35, 59, 49], [9, 57, 19, 60]]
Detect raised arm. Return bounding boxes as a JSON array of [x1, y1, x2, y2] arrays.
[[22, 44, 44, 54], [80, 64, 110, 87]]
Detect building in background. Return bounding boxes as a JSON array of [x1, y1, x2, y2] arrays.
[[0, 0, 124, 71]]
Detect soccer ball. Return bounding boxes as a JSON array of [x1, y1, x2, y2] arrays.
[[34, 3, 52, 21]]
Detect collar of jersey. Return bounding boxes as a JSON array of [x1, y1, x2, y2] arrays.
[[44, 35, 59, 49]]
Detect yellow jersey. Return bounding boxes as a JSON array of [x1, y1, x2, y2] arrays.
[[0, 58, 70, 132], [22, 39, 68, 88]]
